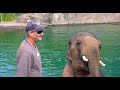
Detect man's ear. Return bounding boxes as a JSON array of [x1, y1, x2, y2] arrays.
[[28, 31, 33, 37]]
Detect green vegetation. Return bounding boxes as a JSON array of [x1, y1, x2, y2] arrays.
[[0, 13, 21, 22]]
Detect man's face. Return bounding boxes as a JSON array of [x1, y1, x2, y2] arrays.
[[29, 30, 44, 42]]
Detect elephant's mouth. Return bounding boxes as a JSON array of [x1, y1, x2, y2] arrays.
[[74, 55, 105, 76]]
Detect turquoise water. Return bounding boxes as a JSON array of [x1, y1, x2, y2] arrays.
[[0, 24, 120, 77]]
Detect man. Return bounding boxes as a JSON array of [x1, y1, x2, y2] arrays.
[[16, 20, 47, 77]]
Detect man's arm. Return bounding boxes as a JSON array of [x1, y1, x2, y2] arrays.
[[16, 53, 31, 77]]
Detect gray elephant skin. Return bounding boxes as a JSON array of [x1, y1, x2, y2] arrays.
[[62, 32, 105, 77]]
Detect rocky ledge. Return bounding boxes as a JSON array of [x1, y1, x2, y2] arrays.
[[0, 22, 26, 30], [1, 13, 120, 30]]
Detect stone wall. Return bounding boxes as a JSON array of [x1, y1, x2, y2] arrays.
[[16, 13, 120, 25]]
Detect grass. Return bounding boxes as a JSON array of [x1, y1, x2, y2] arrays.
[[0, 13, 21, 22]]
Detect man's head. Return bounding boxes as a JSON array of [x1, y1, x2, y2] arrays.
[[25, 20, 47, 41], [25, 20, 47, 33]]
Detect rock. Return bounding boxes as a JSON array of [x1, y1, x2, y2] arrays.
[[15, 13, 120, 25]]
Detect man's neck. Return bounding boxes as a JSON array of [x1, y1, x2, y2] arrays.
[[26, 38, 36, 48]]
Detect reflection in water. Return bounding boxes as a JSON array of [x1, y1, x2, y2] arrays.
[[0, 24, 120, 77]]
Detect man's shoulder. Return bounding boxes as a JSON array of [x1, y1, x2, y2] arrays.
[[20, 40, 30, 48], [18, 40, 33, 53]]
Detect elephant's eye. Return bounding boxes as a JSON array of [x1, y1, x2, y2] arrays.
[[76, 42, 81, 47]]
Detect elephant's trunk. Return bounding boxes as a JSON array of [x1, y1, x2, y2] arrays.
[[85, 47, 104, 77]]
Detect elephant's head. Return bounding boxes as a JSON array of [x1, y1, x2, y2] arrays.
[[66, 32, 105, 77]]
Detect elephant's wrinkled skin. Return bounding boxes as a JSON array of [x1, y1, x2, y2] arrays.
[[62, 32, 105, 77]]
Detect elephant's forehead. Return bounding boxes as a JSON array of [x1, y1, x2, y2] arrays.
[[83, 36, 99, 45], [72, 35, 84, 41], [71, 36, 99, 45], [72, 35, 96, 41]]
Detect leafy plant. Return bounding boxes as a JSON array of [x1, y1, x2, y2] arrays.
[[0, 13, 21, 22]]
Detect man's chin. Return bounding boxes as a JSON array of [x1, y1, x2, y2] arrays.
[[38, 38, 42, 41]]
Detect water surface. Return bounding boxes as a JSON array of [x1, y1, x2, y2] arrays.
[[0, 24, 120, 77]]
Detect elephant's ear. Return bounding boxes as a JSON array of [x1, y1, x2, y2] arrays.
[[97, 39, 102, 49], [66, 50, 72, 61], [67, 40, 72, 61]]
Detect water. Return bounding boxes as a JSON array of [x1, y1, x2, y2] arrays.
[[0, 24, 120, 77]]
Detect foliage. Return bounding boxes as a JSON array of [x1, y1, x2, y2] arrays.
[[0, 13, 21, 22]]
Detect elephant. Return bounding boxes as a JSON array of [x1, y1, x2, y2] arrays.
[[62, 32, 105, 77]]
